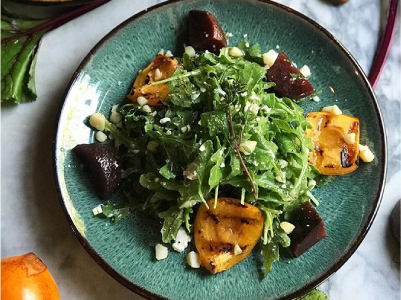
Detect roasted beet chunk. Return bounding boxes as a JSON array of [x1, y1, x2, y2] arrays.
[[189, 10, 227, 54], [289, 202, 326, 257], [267, 52, 315, 99], [73, 143, 122, 199]]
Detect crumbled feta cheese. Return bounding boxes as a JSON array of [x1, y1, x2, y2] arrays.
[[280, 221, 295, 234], [249, 92, 260, 101], [92, 205, 103, 216], [172, 228, 192, 252], [299, 65, 311, 77], [261, 105, 271, 113], [250, 103, 259, 115], [199, 145, 206, 152], [142, 105, 152, 113], [155, 244, 168, 260], [276, 45, 280, 49], [147, 141, 159, 152], [229, 47, 244, 58], [262, 50, 278, 67], [200, 87, 206, 93], [110, 111, 122, 124], [322, 105, 342, 115], [245, 42, 250, 48], [234, 244, 243, 255], [165, 50, 173, 57], [183, 162, 198, 180], [226, 32, 233, 38], [158, 48, 165, 55], [184, 46, 196, 58], [166, 130, 172, 135], [95, 131, 107, 143], [312, 95, 320, 102], [191, 93, 200, 100], [344, 133, 356, 144], [359, 144, 375, 162], [181, 126, 187, 133], [220, 162, 225, 168], [89, 113, 106, 131], [160, 117, 171, 124], [186, 251, 200, 268], [243, 34, 248, 38], [154, 68, 162, 81], [239, 141, 257, 155], [308, 179, 316, 188], [137, 96, 148, 106]]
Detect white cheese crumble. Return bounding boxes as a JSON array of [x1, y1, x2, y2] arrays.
[[359, 144, 375, 162], [137, 96, 148, 106], [321, 105, 342, 115], [95, 131, 107, 143], [158, 48, 165, 55], [92, 205, 103, 216], [263, 50, 278, 67], [226, 32, 233, 38], [154, 68, 162, 81], [165, 50, 173, 57], [239, 141, 257, 155], [234, 244, 243, 255], [155, 244, 168, 260], [184, 46, 196, 58], [199, 145, 206, 152], [250, 103, 259, 115], [312, 95, 320, 102], [229, 47, 244, 58], [142, 105, 152, 113], [160, 117, 171, 124], [220, 162, 225, 168], [172, 228, 192, 253], [186, 251, 201, 268], [299, 65, 311, 77], [89, 113, 106, 131], [183, 162, 198, 180], [280, 221, 295, 234], [344, 133, 356, 144], [110, 111, 122, 124]]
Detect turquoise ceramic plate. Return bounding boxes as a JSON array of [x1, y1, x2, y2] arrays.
[[54, 0, 386, 299]]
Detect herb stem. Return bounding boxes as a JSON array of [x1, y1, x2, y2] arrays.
[[228, 105, 257, 199], [150, 69, 201, 85]]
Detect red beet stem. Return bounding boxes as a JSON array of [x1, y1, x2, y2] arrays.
[[368, 0, 399, 88], [1, 0, 111, 45]]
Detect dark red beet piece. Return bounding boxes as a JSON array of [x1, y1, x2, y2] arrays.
[[267, 52, 315, 100], [189, 10, 227, 54], [73, 143, 122, 199], [289, 202, 326, 257]]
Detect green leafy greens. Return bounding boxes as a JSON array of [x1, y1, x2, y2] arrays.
[[104, 43, 319, 276], [1, 1, 110, 104]]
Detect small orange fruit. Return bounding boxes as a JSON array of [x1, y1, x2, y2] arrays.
[[1, 253, 60, 300]]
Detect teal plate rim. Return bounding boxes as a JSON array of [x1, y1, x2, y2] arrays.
[[53, 0, 387, 299]]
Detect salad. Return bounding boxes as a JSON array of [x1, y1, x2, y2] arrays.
[[73, 10, 375, 277]]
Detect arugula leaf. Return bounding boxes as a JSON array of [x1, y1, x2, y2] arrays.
[[97, 202, 131, 222], [296, 289, 328, 300], [1, 1, 110, 104], [158, 206, 184, 243]]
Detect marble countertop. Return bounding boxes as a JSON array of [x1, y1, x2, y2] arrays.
[[1, 0, 400, 299]]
